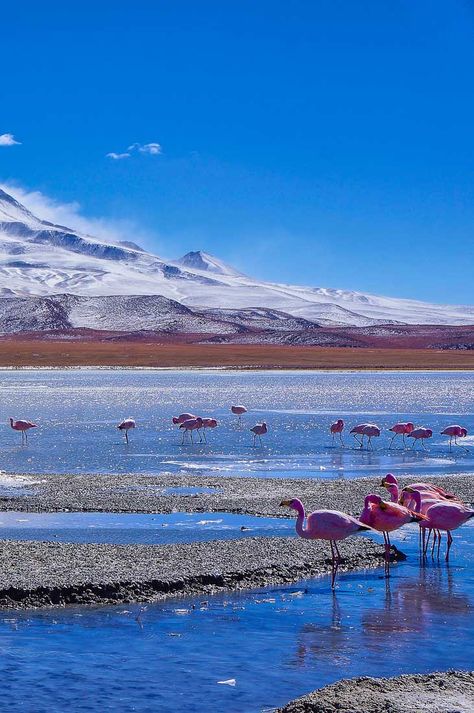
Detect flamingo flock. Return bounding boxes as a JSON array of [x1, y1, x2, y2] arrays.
[[281, 471, 474, 588], [332, 419, 468, 452]]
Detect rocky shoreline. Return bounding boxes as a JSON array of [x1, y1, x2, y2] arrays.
[[0, 535, 384, 610], [278, 671, 474, 713]]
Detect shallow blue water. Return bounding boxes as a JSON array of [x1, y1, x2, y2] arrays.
[[0, 525, 472, 713], [0, 510, 294, 545], [0, 369, 472, 481]]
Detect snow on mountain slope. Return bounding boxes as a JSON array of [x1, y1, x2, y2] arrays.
[[176, 250, 242, 277], [0, 187, 472, 327]]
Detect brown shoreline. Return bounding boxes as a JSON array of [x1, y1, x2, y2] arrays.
[[0, 341, 473, 369]]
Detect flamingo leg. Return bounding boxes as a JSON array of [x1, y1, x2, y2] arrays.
[[437, 529, 441, 559], [329, 540, 339, 589], [202, 429, 207, 443], [382, 531, 391, 577], [431, 529, 437, 558], [125, 430, 129, 444], [424, 529, 433, 557], [339, 432, 344, 446], [446, 530, 453, 561], [389, 434, 396, 449], [402, 433, 406, 448], [334, 540, 342, 564]]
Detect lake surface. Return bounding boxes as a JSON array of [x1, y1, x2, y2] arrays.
[[0, 524, 472, 713], [0, 369, 472, 481], [0, 510, 294, 545]]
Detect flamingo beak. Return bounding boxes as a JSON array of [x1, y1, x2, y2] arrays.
[[381, 479, 388, 487], [379, 501, 387, 510], [279, 499, 292, 507]]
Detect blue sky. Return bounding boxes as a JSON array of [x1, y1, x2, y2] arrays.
[[1, 0, 473, 303]]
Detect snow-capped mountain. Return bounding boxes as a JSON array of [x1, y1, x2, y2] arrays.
[[0, 187, 472, 328]]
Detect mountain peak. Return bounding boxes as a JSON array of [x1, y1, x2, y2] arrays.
[[175, 250, 242, 277]]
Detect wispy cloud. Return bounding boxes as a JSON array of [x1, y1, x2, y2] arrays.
[[0, 181, 159, 252], [106, 151, 131, 160], [0, 133, 21, 147], [106, 141, 162, 159]]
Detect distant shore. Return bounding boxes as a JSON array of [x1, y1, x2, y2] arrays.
[[0, 340, 473, 369]]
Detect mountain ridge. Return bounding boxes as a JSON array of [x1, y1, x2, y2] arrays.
[[0, 187, 472, 328]]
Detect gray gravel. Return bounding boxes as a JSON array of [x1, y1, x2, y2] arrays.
[[3, 471, 473, 517], [279, 671, 474, 713], [0, 535, 384, 609]]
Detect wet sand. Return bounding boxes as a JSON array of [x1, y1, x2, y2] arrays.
[[0, 340, 473, 369], [279, 671, 474, 713]]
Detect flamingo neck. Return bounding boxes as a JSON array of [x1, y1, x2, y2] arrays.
[[410, 490, 421, 512], [292, 501, 309, 538], [387, 484, 399, 502]]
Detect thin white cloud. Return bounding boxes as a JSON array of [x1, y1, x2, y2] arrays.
[[107, 141, 162, 159], [138, 142, 162, 155], [0, 181, 159, 252], [0, 133, 21, 147], [106, 151, 131, 160]]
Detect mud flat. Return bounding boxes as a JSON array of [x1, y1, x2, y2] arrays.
[[279, 671, 474, 713], [3, 472, 473, 517], [0, 535, 383, 610]]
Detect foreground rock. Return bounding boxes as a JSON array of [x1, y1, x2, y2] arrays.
[[279, 671, 474, 713], [0, 535, 384, 610]]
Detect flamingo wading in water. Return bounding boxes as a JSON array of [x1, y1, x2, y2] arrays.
[[350, 423, 380, 449], [388, 422, 414, 449], [172, 413, 197, 426], [359, 494, 424, 576], [407, 427, 433, 450], [179, 417, 203, 444], [231, 405, 247, 424], [381, 473, 458, 504], [441, 425, 468, 452], [280, 498, 372, 589], [330, 419, 344, 446], [117, 418, 136, 444], [10, 418, 37, 444], [201, 417, 218, 442], [250, 422, 267, 446]]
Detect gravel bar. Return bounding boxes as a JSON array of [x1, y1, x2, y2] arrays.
[[0, 535, 384, 610], [278, 671, 474, 713], [2, 471, 474, 517]]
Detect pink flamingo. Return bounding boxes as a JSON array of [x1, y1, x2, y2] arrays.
[[330, 419, 344, 446], [381, 473, 458, 504], [359, 494, 424, 576], [419, 500, 474, 560], [201, 417, 218, 442], [250, 422, 267, 446], [9, 418, 37, 444], [388, 422, 414, 448], [231, 405, 247, 423], [280, 498, 372, 589], [350, 423, 368, 448], [179, 416, 203, 444], [172, 413, 197, 426], [407, 427, 432, 450], [350, 423, 380, 449], [441, 425, 468, 452], [117, 417, 136, 444]]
